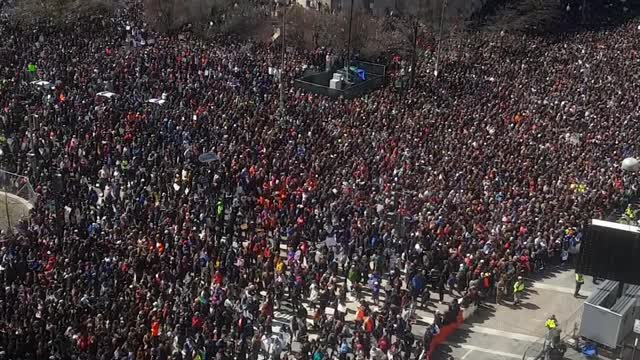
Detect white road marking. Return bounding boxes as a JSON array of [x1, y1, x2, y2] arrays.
[[529, 282, 592, 296], [442, 343, 536, 360], [459, 324, 540, 343], [461, 349, 474, 359]]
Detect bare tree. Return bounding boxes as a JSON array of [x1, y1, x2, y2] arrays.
[[284, 5, 327, 49], [351, 12, 399, 58], [391, 0, 440, 87], [284, 5, 392, 56], [143, 0, 215, 33], [15, 0, 117, 26], [471, 0, 566, 33], [391, 0, 475, 86], [144, 0, 270, 38], [211, 0, 268, 36]]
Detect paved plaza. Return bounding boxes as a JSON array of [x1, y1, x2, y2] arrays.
[[265, 241, 603, 360], [432, 267, 598, 360]]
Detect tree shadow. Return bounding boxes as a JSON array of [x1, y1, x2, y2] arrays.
[[526, 265, 569, 282], [520, 302, 541, 310], [466, 303, 496, 325], [432, 329, 472, 359]]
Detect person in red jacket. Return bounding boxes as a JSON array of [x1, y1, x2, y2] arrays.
[[377, 335, 390, 352]]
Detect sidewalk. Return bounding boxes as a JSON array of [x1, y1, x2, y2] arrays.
[[432, 267, 601, 360]]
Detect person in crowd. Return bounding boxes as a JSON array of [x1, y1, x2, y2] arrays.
[[513, 276, 526, 305], [574, 273, 585, 297]]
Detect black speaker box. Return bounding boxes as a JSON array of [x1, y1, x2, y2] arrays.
[[576, 220, 640, 285]]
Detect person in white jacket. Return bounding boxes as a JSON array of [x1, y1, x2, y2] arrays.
[[369, 345, 387, 360]]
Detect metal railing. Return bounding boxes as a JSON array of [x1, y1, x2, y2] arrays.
[[294, 61, 386, 99], [0, 169, 36, 231], [521, 305, 583, 359], [522, 334, 548, 360]]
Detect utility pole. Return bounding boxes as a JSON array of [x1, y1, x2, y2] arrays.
[[345, 0, 354, 84], [4, 189, 9, 232], [1, 169, 10, 233], [0, 148, 10, 233], [279, 0, 287, 122], [434, 0, 447, 78], [29, 115, 37, 178], [409, 17, 418, 88]]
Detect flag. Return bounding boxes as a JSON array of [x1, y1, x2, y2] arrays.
[[216, 199, 224, 217], [271, 28, 281, 42]]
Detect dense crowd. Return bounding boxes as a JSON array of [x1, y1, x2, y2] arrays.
[[1, 1, 640, 359]]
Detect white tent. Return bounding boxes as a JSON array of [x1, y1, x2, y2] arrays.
[[30, 80, 53, 89], [147, 98, 166, 105], [97, 91, 117, 99], [622, 157, 640, 172]]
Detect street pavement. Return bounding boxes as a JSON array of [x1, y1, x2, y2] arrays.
[[263, 264, 599, 360], [257, 239, 602, 360], [431, 265, 599, 360], [266, 274, 455, 356]]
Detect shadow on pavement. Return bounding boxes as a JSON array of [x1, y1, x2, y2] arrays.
[[520, 302, 541, 310], [466, 304, 496, 325]]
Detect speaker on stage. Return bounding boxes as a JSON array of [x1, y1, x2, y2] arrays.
[[576, 219, 640, 285]]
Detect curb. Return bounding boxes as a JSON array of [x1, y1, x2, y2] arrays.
[[427, 300, 478, 359]]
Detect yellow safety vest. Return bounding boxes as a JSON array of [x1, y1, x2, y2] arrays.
[[545, 319, 557, 329], [576, 274, 584, 283], [514, 281, 524, 293], [626, 205, 634, 219]]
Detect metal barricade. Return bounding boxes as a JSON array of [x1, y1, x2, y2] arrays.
[[0, 169, 36, 231], [522, 334, 547, 360], [521, 306, 584, 360]]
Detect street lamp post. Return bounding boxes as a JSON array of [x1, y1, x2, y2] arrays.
[[28, 114, 38, 178], [434, 0, 448, 78], [3, 180, 9, 233], [278, 0, 288, 122], [0, 149, 10, 233], [345, 0, 354, 84]]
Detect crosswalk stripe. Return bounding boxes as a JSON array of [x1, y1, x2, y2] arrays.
[[441, 343, 536, 360], [458, 323, 540, 342], [529, 282, 592, 296]]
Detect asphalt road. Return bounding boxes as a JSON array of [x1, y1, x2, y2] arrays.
[[431, 265, 599, 360], [261, 262, 600, 360]]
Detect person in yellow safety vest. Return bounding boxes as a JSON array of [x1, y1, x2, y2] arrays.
[[545, 315, 562, 347], [545, 315, 558, 330], [513, 276, 525, 304], [574, 273, 585, 297], [625, 204, 635, 220]]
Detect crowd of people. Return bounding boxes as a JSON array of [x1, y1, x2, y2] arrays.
[[1, 1, 640, 359]]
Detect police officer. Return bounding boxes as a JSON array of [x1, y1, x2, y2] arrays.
[[544, 315, 558, 330], [513, 276, 525, 304], [574, 273, 584, 297]]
